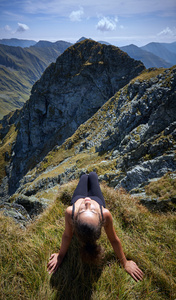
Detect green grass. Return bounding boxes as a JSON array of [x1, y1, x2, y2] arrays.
[[0, 66, 32, 119], [0, 124, 17, 184], [0, 43, 63, 119], [1, 181, 176, 300]]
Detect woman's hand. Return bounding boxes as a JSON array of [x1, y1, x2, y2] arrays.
[[124, 260, 144, 282], [47, 253, 63, 274]]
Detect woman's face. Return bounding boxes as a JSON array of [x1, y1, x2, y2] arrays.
[[77, 198, 100, 226]]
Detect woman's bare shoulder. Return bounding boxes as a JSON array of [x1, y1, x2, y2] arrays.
[[103, 208, 113, 225], [103, 208, 112, 216], [65, 206, 73, 226], [65, 206, 72, 216]]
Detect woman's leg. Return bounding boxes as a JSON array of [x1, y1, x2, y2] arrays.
[[88, 172, 106, 206], [71, 174, 88, 203]]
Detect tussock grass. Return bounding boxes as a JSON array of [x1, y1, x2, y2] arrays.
[[145, 172, 176, 201], [1, 181, 176, 299], [131, 68, 166, 83], [0, 124, 17, 184]]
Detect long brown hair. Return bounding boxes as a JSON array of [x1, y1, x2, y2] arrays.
[[74, 217, 104, 264]]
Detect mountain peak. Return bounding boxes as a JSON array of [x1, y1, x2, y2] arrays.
[[33, 40, 54, 48], [76, 36, 90, 43], [2, 39, 145, 195]]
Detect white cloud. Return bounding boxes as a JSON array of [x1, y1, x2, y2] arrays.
[[69, 7, 84, 22], [16, 23, 29, 32], [4, 25, 12, 31], [157, 27, 176, 36], [96, 17, 118, 32]]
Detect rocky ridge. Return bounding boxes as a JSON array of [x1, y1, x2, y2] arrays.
[[0, 40, 176, 226], [0, 39, 144, 198], [4, 66, 175, 225], [26, 66, 176, 191]]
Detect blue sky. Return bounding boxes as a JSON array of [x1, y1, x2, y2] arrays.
[[0, 0, 176, 47]]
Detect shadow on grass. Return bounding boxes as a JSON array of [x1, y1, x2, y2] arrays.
[[140, 198, 176, 213], [50, 236, 113, 300]]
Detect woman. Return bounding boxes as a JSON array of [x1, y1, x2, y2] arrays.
[[47, 172, 143, 282]]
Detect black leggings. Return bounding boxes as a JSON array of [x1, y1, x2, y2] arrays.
[[71, 172, 106, 207]]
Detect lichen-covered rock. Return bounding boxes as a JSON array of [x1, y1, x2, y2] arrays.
[[14, 194, 47, 217], [115, 153, 176, 191], [0, 200, 31, 228]]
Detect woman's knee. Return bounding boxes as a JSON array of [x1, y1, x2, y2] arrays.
[[80, 173, 88, 180], [88, 172, 98, 180]]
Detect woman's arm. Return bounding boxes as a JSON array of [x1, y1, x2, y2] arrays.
[[104, 210, 143, 282], [47, 206, 73, 274]]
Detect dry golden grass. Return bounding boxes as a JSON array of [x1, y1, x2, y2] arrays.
[[0, 181, 176, 299], [131, 68, 166, 83]]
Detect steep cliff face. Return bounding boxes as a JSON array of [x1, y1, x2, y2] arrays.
[[3, 39, 144, 195], [13, 67, 176, 203]]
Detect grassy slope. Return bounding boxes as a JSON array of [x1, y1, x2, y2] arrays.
[[1, 181, 175, 300], [0, 44, 63, 119], [0, 123, 18, 184], [0, 66, 31, 119], [145, 172, 176, 201]]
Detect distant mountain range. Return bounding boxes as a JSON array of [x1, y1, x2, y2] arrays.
[[119, 44, 172, 69], [141, 42, 176, 66], [0, 37, 175, 119], [0, 38, 37, 48], [0, 40, 72, 119]]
